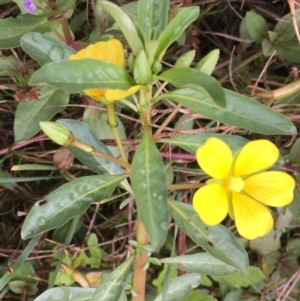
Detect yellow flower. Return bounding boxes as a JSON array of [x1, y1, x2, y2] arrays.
[[192, 138, 295, 240], [69, 39, 140, 103]]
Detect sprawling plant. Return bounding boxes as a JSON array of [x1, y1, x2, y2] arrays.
[[0, 1, 298, 300]]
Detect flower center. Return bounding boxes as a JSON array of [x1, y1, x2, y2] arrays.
[[228, 176, 245, 192]]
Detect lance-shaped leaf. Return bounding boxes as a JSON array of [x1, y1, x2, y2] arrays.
[[89, 256, 133, 301], [57, 120, 132, 193], [14, 87, 69, 142], [161, 253, 235, 276], [168, 200, 248, 272], [138, 0, 168, 40], [162, 88, 296, 135], [35, 287, 95, 301], [131, 134, 168, 250], [21, 174, 127, 239], [158, 68, 226, 107], [0, 15, 49, 49], [28, 59, 135, 92], [155, 7, 199, 60], [100, 1, 143, 54], [21, 32, 76, 65], [153, 273, 201, 301], [57, 119, 123, 175], [158, 133, 247, 154]]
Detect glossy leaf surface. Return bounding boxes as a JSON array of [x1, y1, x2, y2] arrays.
[[153, 273, 201, 301], [89, 257, 133, 301], [0, 15, 48, 48], [57, 119, 123, 175], [168, 200, 248, 272], [155, 7, 199, 60], [158, 68, 226, 107], [159, 133, 248, 154], [29, 59, 135, 92], [100, 0, 143, 54], [161, 253, 235, 276], [163, 88, 296, 135], [21, 32, 76, 65], [34, 287, 95, 301], [212, 267, 264, 288], [131, 134, 168, 250], [21, 174, 125, 239], [138, 0, 168, 40], [14, 87, 69, 142]]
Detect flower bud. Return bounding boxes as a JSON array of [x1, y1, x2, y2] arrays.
[[151, 60, 162, 74], [175, 50, 195, 68], [39, 121, 72, 146], [133, 50, 152, 85]]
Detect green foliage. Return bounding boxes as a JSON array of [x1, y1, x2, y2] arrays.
[[29, 59, 136, 92], [168, 200, 248, 272], [131, 133, 168, 251], [1, 1, 299, 301], [211, 267, 265, 289], [21, 32, 76, 65]]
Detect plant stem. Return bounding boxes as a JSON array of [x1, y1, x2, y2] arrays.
[[60, 19, 74, 46], [106, 104, 129, 166], [168, 182, 204, 190], [153, 104, 182, 140], [69, 136, 131, 170], [132, 86, 153, 301], [132, 219, 148, 301]]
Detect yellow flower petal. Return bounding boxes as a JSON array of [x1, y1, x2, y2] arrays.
[[193, 184, 228, 225], [233, 140, 279, 176], [196, 138, 232, 180], [244, 171, 295, 207], [70, 39, 124, 68], [104, 85, 141, 102], [84, 88, 105, 101], [232, 192, 273, 240]]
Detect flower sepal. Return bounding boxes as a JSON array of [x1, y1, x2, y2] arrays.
[[39, 121, 72, 146]]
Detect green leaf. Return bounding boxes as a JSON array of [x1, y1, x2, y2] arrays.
[[249, 230, 276, 256], [274, 10, 300, 43], [131, 134, 168, 251], [100, 1, 143, 54], [0, 169, 14, 190], [159, 133, 248, 155], [8, 281, 38, 295], [155, 7, 199, 60], [57, 119, 124, 176], [21, 174, 126, 239], [263, 38, 300, 63], [0, 15, 49, 49], [182, 290, 215, 301], [34, 287, 95, 301], [223, 289, 242, 301], [83, 108, 127, 159], [158, 68, 226, 108], [153, 273, 201, 301], [245, 11, 268, 43], [28, 59, 136, 92], [138, 0, 168, 40], [14, 87, 69, 142], [161, 253, 235, 276], [89, 257, 133, 301], [20, 32, 76, 65], [0, 56, 23, 75], [162, 88, 296, 135], [212, 267, 265, 288], [195, 49, 220, 75], [288, 189, 300, 219], [81, 233, 105, 268], [168, 200, 248, 272]]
